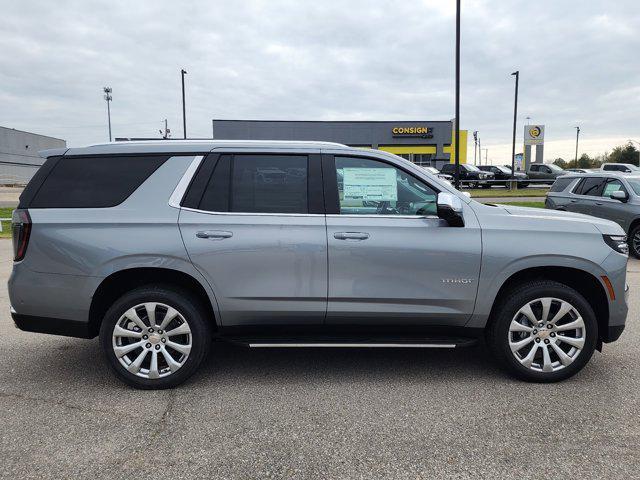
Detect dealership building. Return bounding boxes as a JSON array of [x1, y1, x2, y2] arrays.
[[0, 126, 66, 185], [211, 120, 467, 169]]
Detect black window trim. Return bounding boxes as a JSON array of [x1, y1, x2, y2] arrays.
[[321, 153, 441, 218], [179, 152, 324, 216]]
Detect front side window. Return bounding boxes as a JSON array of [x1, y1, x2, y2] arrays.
[[334, 157, 437, 216], [602, 178, 627, 197]]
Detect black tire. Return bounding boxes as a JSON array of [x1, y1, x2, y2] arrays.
[[628, 224, 640, 259], [486, 280, 597, 382], [99, 285, 212, 389]]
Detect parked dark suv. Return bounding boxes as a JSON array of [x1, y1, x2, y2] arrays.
[[440, 163, 495, 188], [478, 165, 530, 188]]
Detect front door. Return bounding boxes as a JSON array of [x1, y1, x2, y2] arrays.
[[323, 155, 482, 327], [179, 152, 327, 326]]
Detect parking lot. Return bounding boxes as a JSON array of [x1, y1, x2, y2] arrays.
[[0, 239, 638, 480]]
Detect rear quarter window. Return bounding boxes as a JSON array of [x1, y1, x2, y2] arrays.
[[549, 177, 575, 192], [28, 155, 169, 208]]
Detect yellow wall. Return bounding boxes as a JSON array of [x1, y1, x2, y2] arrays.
[[443, 130, 468, 164], [376, 130, 468, 163], [378, 145, 437, 154]]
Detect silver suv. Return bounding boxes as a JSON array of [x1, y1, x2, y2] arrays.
[[546, 172, 640, 257], [9, 141, 629, 388]]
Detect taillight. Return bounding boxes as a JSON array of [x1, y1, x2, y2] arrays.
[[12, 209, 31, 262]]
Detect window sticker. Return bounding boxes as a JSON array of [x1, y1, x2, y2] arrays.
[[343, 168, 398, 201]]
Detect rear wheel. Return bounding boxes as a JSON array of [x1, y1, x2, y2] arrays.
[[486, 280, 597, 382], [629, 224, 640, 259], [99, 285, 211, 389]]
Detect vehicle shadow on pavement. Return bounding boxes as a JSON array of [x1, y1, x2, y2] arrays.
[[6, 336, 513, 389]]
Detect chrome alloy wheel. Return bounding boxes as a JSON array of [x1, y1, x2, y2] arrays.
[[508, 297, 585, 373], [633, 231, 640, 256], [112, 302, 192, 379]]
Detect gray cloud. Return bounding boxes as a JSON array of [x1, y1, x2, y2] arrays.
[[0, 0, 638, 161]]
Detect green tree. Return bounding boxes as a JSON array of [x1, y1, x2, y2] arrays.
[[606, 142, 640, 166], [553, 158, 567, 169], [577, 153, 593, 169]]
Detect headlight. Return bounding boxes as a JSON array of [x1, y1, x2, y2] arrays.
[[479, 173, 486, 179], [603, 234, 629, 255]]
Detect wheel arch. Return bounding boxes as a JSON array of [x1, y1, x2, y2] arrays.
[[487, 266, 609, 340], [627, 217, 640, 236], [88, 267, 218, 337]]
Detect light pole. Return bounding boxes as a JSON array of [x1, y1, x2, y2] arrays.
[[510, 71, 519, 189], [453, 0, 461, 189], [478, 136, 481, 165], [473, 131, 478, 165], [575, 126, 580, 163], [103, 87, 112, 142], [181, 69, 188, 139], [482, 148, 488, 165]]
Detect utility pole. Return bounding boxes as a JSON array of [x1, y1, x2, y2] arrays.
[[510, 71, 519, 190], [181, 69, 188, 139], [478, 136, 481, 166], [453, 0, 461, 189], [575, 126, 580, 163], [473, 131, 478, 165], [103, 87, 113, 142]]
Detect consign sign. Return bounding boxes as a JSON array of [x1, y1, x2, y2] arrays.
[[391, 126, 433, 138]]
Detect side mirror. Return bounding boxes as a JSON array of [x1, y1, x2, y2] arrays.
[[437, 192, 464, 227], [610, 190, 628, 202]]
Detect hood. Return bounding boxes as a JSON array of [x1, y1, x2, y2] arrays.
[[499, 204, 625, 236]]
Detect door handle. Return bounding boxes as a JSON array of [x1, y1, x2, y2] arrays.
[[570, 199, 578, 203], [334, 232, 370, 241], [196, 230, 233, 240], [595, 202, 603, 205]]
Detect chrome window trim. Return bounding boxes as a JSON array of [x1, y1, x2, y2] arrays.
[[179, 206, 324, 217], [168, 155, 204, 209], [326, 214, 439, 220]]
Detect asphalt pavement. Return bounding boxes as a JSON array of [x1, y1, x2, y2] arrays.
[[1, 240, 638, 479]]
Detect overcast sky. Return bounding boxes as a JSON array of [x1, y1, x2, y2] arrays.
[[1, 0, 638, 163]]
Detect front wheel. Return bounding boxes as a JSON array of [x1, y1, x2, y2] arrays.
[[629, 225, 640, 259], [486, 280, 597, 382], [99, 285, 211, 389]]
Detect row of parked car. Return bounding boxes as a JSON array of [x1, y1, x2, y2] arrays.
[[426, 162, 640, 189]]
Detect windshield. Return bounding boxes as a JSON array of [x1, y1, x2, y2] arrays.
[[627, 179, 640, 195], [465, 165, 480, 172], [496, 166, 511, 174], [547, 164, 564, 173]]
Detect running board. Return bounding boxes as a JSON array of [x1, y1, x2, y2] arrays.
[[249, 342, 457, 348], [220, 337, 478, 349]]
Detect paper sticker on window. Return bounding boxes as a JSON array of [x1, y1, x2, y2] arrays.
[[343, 168, 398, 201]]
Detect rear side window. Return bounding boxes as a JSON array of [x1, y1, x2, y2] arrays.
[[29, 155, 168, 208], [193, 154, 309, 214], [549, 177, 574, 192], [573, 177, 604, 196]]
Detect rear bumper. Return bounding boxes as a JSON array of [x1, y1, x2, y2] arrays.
[[11, 309, 93, 339]]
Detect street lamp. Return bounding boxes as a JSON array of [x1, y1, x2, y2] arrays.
[[452, 0, 462, 189], [575, 126, 580, 163], [473, 131, 478, 165], [510, 71, 519, 189], [103, 87, 113, 142], [181, 69, 188, 139], [482, 148, 488, 165]]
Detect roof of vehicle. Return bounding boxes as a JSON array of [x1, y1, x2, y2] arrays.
[[39, 139, 352, 158], [602, 163, 637, 167], [554, 171, 640, 180]]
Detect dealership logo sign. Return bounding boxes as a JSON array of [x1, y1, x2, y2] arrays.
[[524, 124, 545, 145], [392, 126, 434, 138]]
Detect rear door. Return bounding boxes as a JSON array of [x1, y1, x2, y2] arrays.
[[322, 153, 481, 327], [178, 151, 327, 326]]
